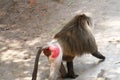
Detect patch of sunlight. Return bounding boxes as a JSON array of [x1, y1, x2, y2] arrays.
[[16, 77, 31, 80], [0, 46, 8, 52], [8, 40, 22, 48], [0, 38, 23, 48], [116, 44, 120, 48], [1, 49, 28, 61], [109, 68, 120, 73], [24, 62, 31, 67], [101, 20, 120, 27], [0, 24, 7, 27], [84, 61, 95, 64], [40, 66, 49, 70], [13, 59, 24, 62], [1, 50, 20, 61], [26, 38, 40, 46], [23, 71, 30, 74], [96, 34, 120, 43]]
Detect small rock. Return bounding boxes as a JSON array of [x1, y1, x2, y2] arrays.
[[0, 27, 10, 31], [97, 69, 105, 77]]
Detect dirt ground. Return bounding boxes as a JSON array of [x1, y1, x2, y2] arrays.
[[0, 0, 120, 80]]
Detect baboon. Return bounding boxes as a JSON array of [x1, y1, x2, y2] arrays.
[[31, 13, 105, 80], [54, 13, 105, 78]]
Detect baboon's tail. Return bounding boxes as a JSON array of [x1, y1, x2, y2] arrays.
[[32, 47, 42, 80]]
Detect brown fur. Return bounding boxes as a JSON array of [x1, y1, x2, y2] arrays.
[[54, 14, 97, 58], [31, 14, 105, 80], [54, 14, 105, 79]]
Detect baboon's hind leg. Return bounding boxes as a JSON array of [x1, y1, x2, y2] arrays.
[[60, 62, 67, 78], [65, 61, 78, 79]]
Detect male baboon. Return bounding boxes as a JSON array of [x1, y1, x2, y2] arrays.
[[31, 13, 105, 80]]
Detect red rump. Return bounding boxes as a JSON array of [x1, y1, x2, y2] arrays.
[[49, 44, 60, 58]]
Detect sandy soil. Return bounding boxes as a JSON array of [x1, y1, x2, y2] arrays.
[[0, 0, 120, 80]]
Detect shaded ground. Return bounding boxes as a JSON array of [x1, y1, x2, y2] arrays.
[[0, 0, 120, 80]]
